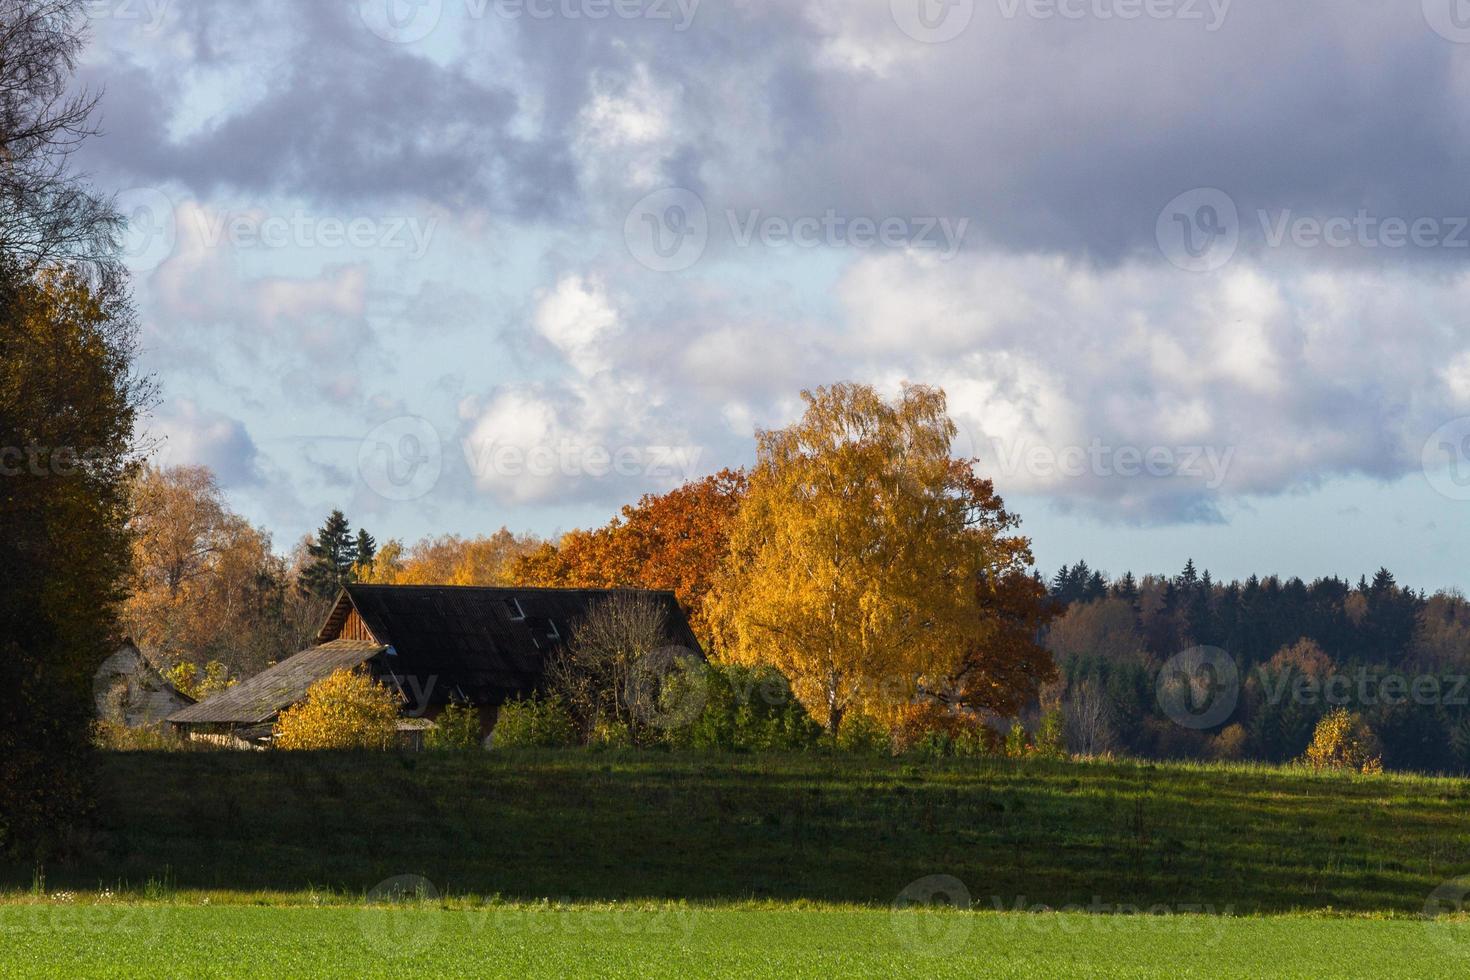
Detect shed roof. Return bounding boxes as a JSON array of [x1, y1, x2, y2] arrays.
[[167, 638, 384, 726]]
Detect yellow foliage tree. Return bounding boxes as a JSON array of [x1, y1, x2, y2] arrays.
[[163, 660, 237, 701], [272, 668, 400, 750], [1301, 708, 1383, 774], [709, 383, 1043, 733]]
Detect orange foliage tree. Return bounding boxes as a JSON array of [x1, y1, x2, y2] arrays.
[[515, 469, 747, 648]]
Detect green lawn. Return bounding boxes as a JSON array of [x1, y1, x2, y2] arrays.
[[8, 750, 1469, 915], [1, 903, 1467, 978], [5, 751, 1470, 977]]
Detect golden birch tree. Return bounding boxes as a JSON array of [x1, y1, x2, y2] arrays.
[[709, 383, 1047, 733]]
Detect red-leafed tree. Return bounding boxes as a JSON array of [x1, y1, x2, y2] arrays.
[[516, 469, 747, 649]]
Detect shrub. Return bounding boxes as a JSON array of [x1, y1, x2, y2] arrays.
[[91, 721, 180, 751], [272, 669, 400, 751], [891, 702, 985, 756], [1033, 709, 1067, 760], [953, 726, 1000, 758], [1004, 720, 1030, 758], [492, 695, 577, 749], [666, 662, 823, 752], [1211, 723, 1249, 761], [1301, 708, 1383, 774], [835, 712, 891, 755], [588, 718, 633, 749], [424, 702, 482, 751]]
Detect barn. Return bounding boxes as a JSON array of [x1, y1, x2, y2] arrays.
[[166, 584, 701, 747]]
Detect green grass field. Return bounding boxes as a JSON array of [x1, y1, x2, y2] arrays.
[[1, 903, 1468, 978], [4, 750, 1470, 976]]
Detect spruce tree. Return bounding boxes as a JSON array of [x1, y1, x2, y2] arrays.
[[354, 528, 377, 571], [301, 510, 358, 599]]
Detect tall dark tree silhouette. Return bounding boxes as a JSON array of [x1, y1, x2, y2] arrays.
[[300, 510, 360, 599], [0, 2, 145, 857], [354, 528, 377, 571]]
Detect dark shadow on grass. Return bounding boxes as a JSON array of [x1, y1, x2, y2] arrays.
[[2, 750, 1467, 913]]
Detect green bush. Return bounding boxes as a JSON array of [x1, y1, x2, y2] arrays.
[[1004, 720, 1030, 758], [1034, 709, 1067, 760], [492, 695, 577, 749], [953, 726, 999, 758], [835, 712, 891, 756], [908, 730, 953, 760], [425, 702, 483, 751], [666, 663, 823, 752]]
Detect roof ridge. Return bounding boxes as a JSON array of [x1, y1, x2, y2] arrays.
[[346, 583, 679, 596]]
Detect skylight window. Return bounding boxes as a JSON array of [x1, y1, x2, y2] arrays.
[[503, 597, 526, 621]]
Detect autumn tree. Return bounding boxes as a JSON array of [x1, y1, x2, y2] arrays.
[[1301, 708, 1383, 775], [0, 266, 146, 854], [516, 469, 746, 648], [708, 383, 1050, 734], [123, 464, 321, 677], [363, 528, 546, 587], [0, 4, 144, 856]]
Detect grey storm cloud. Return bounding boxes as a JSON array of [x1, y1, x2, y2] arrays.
[[78, 1, 575, 216], [78, 2, 1470, 261]]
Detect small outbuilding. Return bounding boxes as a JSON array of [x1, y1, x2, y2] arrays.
[[94, 640, 196, 728]]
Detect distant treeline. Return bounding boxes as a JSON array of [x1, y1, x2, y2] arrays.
[[1043, 561, 1470, 774]]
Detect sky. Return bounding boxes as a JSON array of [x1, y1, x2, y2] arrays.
[[77, 0, 1470, 591]]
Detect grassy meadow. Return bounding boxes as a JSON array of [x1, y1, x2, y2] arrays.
[[3, 902, 1469, 978], [4, 750, 1470, 977], [3, 750, 1469, 911]]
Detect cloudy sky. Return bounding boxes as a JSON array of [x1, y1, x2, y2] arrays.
[[82, 0, 1470, 588]]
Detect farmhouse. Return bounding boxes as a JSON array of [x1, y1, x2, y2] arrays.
[[166, 584, 700, 747]]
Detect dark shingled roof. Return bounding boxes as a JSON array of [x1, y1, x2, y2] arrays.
[[320, 584, 701, 707], [167, 639, 384, 726], [169, 586, 703, 730]]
